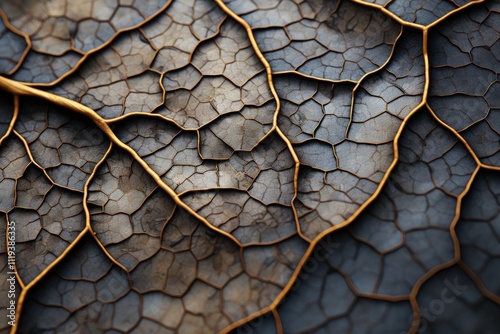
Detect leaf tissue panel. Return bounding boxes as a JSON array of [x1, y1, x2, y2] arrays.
[[0, 0, 498, 333]]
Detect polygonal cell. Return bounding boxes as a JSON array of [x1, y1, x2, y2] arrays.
[[159, 18, 275, 132], [50, 30, 161, 119], [357, 0, 477, 26], [0, 17, 27, 75], [0, 136, 30, 213], [15, 96, 110, 191], [146, 0, 226, 72], [5, 121, 309, 332], [11, 184, 86, 284], [236, 236, 413, 334], [182, 189, 297, 244], [88, 148, 176, 270], [457, 169, 500, 297], [276, 28, 424, 239], [224, 0, 401, 81], [18, 236, 135, 333], [0, 0, 170, 83], [416, 266, 500, 333], [428, 2, 500, 166], [324, 109, 476, 297], [2, 0, 498, 332]]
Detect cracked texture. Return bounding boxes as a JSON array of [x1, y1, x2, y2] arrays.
[[0, 0, 170, 83], [0, 135, 87, 285], [0, 15, 26, 75], [18, 225, 307, 333], [357, 0, 478, 26], [428, 1, 500, 166], [457, 169, 500, 298], [416, 266, 500, 333], [0, 0, 498, 333], [277, 28, 424, 239], [112, 116, 296, 244], [234, 106, 479, 333], [223, 0, 402, 81]]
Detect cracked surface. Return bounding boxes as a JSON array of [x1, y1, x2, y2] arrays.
[[0, 135, 87, 285], [457, 169, 500, 298], [0, 0, 171, 84], [356, 0, 479, 26], [276, 28, 425, 239], [233, 106, 481, 333], [223, 0, 402, 81], [0, 0, 498, 333], [428, 1, 500, 167]]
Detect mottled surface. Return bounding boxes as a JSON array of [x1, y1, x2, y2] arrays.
[[0, 0, 498, 333]]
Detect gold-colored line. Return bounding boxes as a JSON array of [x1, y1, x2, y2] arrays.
[[9, 288, 25, 334], [84, 142, 132, 274], [425, 0, 485, 29], [12, 0, 173, 87], [405, 260, 458, 334], [0, 75, 243, 248], [219, 99, 426, 334], [422, 30, 429, 103], [427, 102, 500, 170], [459, 260, 500, 304], [105, 112, 189, 130], [350, 0, 425, 30], [0, 9, 31, 76], [2, 1, 495, 332], [405, 165, 480, 334], [9, 227, 90, 333], [480, 164, 500, 171], [450, 166, 480, 261], [275, 126, 311, 243], [332, 262, 411, 302], [273, 70, 357, 84], [10, 143, 115, 333], [425, 103, 483, 167], [345, 25, 404, 139], [0, 94, 18, 146], [214, 0, 282, 130], [219, 11, 431, 334], [351, 0, 485, 30], [215, 0, 310, 244], [13, 130, 59, 187], [422, 1, 500, 170], [272, 308, 284, 334]]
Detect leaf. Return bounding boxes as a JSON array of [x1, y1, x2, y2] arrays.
[[0, 0, 498, 333]]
